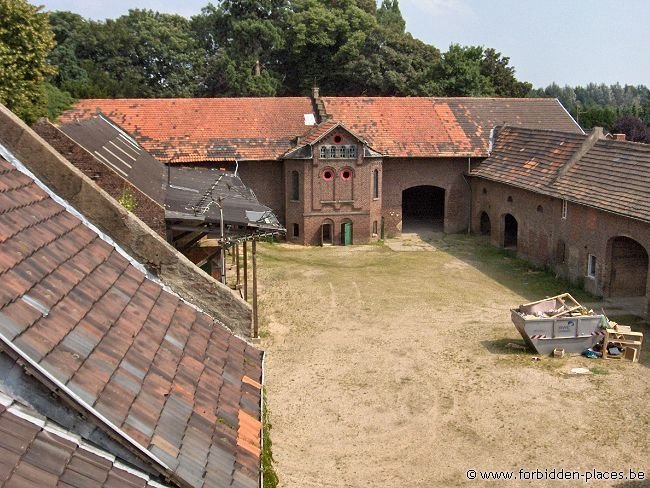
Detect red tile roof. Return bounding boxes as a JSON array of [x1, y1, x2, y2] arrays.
[[321, 97, 583, 157], [60, 96, 582, 162], [555, 138, 650, 222], [471, 126, 650, 222], [59, 98, 315, 163], [470, 126, 585, 190], [0, 153, 263, 487], [0, 392, 171, 487]]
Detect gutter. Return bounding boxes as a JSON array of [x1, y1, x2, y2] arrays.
[[259, 349, 266, 488]]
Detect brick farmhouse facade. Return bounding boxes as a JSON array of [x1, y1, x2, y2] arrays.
[[57, 94, 650, 316], [59, 92, 582, 246], [471, 126, 650, 316]]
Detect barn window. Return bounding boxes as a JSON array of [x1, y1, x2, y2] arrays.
[[338, 145, 346, 158], [322, 169, 334, 181], [556, 240, 566, 264], [482, 187, 487, 194], [537, 205, 543, 213], [330, 146, 336, 158], [348, 145, 357, 158], [507, 196, 513, 203], [320, 146, 327, 159], [334, 135, 342, 143], [292, 223, 300, 238], [291, 171, 299, 200], [587, 254, 597, 277], [340, 168, 352, 181], [373, 220, 378, 235], [562, 199, 568, 219], [373, 169, 379, 199]]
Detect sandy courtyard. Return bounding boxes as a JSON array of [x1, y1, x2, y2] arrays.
[[257, 235, 650, 487]]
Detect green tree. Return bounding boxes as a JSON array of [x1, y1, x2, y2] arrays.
[[0, 0, 56, 122], [376, 0, 405, 34], [480, 48, 531, 97], [280, 0, 377, 95], [191, 0, 286, 96]]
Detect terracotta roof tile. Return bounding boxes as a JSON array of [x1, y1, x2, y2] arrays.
[[0, 395, 171, 487], [472, 126, 650, 222], [0, 154, 263, 487], [60, 96, 582, 162], [322, 97, 583, 157], [60, 98, 315, 162]]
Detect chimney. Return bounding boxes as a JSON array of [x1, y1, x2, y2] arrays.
[[310, 86, 328, 124], [613, 133, 626, 141]]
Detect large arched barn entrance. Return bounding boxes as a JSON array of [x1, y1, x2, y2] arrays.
[[608, 236, 648, 297], [401, 186, 445, 232]]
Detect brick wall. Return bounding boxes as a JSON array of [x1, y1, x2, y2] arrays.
[[471, 178, 650, 315], [237, 160, 285, 224], [284, 129, 381, 245], [32, 120, 167, 238], [382, 157, 473, 237]]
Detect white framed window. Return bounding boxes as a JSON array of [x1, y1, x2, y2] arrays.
[[562, 199, 568, 219], [320, 146, 327, 159], [338, 145, 346, 158], [329, 146, 336, 158], [587, 254, 597, 278], [348, 145, 357, 158]]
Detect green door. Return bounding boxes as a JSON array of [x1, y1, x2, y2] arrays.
[[342, 222, 352, 246]]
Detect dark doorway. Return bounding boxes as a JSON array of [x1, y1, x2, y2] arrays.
[[401, 185, 445, 231], [609, 236, 648, 297], [321, 222, 333, 246], [479, 211, 491, 236], [503, 214, 518, 249]]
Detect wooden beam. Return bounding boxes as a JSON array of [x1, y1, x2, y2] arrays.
[[235, 243, 240, 289]]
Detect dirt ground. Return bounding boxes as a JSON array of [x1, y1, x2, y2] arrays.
[[257, 233, 650, 487]]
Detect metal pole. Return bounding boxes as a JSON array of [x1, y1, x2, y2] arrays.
[[219, 207, 226, 285], [243, 240, 248, 301], [252, 238, 259, 338]]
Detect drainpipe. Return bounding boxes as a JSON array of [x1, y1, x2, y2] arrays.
[[259, 350, 266, 488], [464, 156, 472, 235]]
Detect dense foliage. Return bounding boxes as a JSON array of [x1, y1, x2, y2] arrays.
[[0, 0, 56, 122], [40, 0, 529, 104], [531, 82, 650, 141]]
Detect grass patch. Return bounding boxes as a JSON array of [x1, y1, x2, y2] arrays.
[[262, 390, 279, 488], [446, 236, 595, 302]]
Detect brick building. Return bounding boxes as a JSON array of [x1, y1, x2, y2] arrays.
[[60, 92, 582, 245], [470, 126, 650, 316]]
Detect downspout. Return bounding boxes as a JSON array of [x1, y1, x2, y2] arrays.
[[464, 156, 472, 235]]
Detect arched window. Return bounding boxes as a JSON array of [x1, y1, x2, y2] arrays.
[[537, 205, 543, 213], [330, 146, 337, 158], [291, 170, 299, 200], [373, 169, 379, 199]]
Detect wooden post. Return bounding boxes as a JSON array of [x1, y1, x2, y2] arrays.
[[252, 238, 259, 338], [235, 243, 240, 289], [243, 240, 248, 301]]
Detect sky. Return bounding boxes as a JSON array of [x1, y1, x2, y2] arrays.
[[33, 0, 650, 89]]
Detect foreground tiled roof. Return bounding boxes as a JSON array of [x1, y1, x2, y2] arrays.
[[471, 126, 650, 222], [59, 98, 315, 162], [60, 96, 581, 161], [0, 152, 263, 487], [0, 390, 170, 487], [321, 97, 583, 157]]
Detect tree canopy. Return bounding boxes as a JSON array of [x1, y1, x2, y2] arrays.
[[0, 0, 56, 122]]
